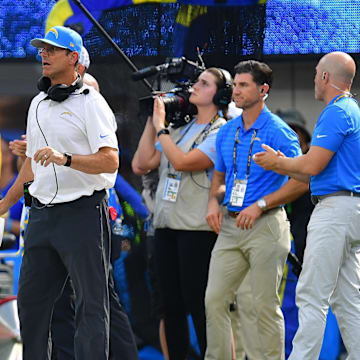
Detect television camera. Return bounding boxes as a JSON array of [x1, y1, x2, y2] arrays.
[[132, 57, 205, 126]]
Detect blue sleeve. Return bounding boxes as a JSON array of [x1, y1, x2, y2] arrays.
[[197, 132, 217, 165], [274, 126, 302, 158], [9, 199, 24, 221], [155, 141, 162, 152], [114, 175, 149, 220], [312, 106, 349, 152], [215, 126, 226, 173]]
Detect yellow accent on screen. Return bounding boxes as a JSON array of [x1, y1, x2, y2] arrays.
[[46, 0, 74, 32]]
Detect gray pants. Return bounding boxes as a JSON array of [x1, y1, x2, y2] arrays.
[[205, 208, 290, 360], [289, 196, 360, 360], [18, 191, 110, 360]]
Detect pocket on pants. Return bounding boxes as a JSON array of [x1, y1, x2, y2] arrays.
[[265, 210, 290, 244]]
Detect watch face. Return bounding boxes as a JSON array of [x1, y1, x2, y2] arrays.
[[258, 199, 266, 209]]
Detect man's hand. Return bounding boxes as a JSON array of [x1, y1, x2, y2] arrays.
[[235, 202, 263, 230], [34, 146, 66, 167], [9, 135, 27, 158], [253, 144, 285, 171], [206, 198, 223, 234]]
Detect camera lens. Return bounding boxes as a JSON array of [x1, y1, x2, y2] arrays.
[[162, 95, 185, 113]]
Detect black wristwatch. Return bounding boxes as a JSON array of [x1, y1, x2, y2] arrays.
[[157, 128, 170, 137], [63, 152, 72, 167]]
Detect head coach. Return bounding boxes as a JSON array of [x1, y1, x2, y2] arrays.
[[0, 26, 119, 359]]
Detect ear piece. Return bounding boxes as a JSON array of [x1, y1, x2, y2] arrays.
[[261, 83, 269, 95], [322, 72, 326, 80]]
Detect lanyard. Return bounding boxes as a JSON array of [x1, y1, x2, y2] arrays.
[[233, 128, 258, 180], [167, 114, 219, 172], [190, 114, 219, 150], [175, 119, 196, 145], [334, 94, 348, 103]]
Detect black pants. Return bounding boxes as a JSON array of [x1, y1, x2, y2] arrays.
[[51, 278, 75, 360], [18, 191, 110, 360], [51, 272, 138, 360], [154, 228, 217, 360]]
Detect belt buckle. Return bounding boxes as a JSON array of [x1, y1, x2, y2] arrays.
[[228, 210, 239, 218]]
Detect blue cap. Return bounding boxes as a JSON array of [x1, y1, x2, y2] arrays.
[[31, 26, 83, 54]]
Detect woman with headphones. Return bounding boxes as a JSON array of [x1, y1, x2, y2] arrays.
[[132, 67, 232, 359]]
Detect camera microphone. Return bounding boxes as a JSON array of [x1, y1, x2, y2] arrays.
[[132, 66, 160, 81]]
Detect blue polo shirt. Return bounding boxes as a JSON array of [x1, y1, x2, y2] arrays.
[[215, 106, 301, 211], [310, 95, 360, 195]]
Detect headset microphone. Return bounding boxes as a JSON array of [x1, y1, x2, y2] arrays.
[[82, 89, 90, 95]]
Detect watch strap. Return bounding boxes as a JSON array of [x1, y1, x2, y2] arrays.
[[64, 153, 72, 167], [157, 128, 170, 137]]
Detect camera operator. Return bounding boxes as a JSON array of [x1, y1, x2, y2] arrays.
[[132, 67, 232, 359]]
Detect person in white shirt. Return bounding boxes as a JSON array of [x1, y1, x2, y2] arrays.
[[0, 26, 118, 360]]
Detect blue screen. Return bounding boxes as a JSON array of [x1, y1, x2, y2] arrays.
[[264, 0, 360, 55], [0, 0, 359, 59]]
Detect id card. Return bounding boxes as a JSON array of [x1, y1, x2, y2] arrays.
[[163, 174, 181, 202], [230, 179, 247, 207]]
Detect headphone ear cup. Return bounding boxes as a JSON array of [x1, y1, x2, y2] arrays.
[[37, 76, 51, 93], [213, 87, 233, 106], [213, 68, 233, 107], [43, 74, 84, 102]]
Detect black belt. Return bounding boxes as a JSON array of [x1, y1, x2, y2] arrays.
[[227, 210, 240, 218], [32, 197, 54, 208], [227, 207, 282, 218], [32, 190, 106, 209], [311, 190, 360, 205]]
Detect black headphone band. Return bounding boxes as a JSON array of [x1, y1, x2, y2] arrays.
[[213, 68, 233, 107], [218, 68, 232, 89], [37, 74, 83, 102]]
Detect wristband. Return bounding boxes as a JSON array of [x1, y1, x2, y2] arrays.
[[157, 128, 170, 137], [5, 218, 13, 232]]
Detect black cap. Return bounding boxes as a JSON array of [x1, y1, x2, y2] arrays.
[[276, 109, 311, 143]]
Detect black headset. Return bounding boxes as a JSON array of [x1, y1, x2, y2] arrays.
[[213, 68, 233, 107], [37, 74, 83, 102]]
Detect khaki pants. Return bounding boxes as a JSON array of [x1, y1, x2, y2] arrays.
[[231, 274, 264, 360], [205, 208, 290, 360]]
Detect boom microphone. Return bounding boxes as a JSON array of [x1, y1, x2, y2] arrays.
[[132, 66, 159, 81]]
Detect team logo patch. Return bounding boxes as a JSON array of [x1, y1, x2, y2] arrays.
[[47, 28, 58, 39], [60, 111, 72, 119], [70, 42, 74, 48]]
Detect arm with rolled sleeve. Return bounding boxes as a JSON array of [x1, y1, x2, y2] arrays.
[[71, 96, 119, 174]]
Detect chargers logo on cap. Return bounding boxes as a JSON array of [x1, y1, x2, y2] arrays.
[[70, 42, 74, 48], [47, 28, 59, 39]]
